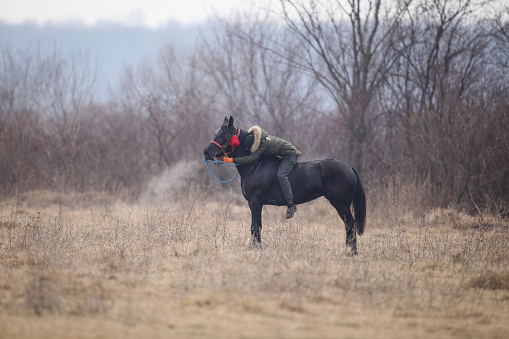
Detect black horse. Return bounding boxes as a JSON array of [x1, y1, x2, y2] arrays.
[[203, 116, 366, 254]]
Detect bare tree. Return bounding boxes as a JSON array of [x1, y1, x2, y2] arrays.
[[488, 3, 509, 68], [269, 0, 411, 172], [198, 14, 323, 146], [0, 48, 40, 192], [115, 44, 213, 169], [0, 44, 99, 193], [35, 45, 98, 188], [382, 0, 506, 205]]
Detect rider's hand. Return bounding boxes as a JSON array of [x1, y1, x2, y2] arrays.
[[221, 156, 233, 163]]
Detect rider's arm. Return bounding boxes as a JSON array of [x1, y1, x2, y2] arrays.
[[233, 143, 266, 164]]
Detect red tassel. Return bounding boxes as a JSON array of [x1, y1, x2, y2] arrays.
[[230, 135, 240, 147]]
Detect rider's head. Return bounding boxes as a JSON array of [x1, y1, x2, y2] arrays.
[[245, 135, 255, 150]]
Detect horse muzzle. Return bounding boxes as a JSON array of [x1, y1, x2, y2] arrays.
[[203, 147, 216, 161]]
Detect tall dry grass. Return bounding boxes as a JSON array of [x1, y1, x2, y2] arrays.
[[0, 187, 508, 338]]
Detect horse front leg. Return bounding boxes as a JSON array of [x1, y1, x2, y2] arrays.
[[249, 200, 263, 249]]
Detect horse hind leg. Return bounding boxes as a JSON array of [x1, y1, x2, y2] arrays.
[[344, 216, 357, 255], [328, 200, 357, 255]]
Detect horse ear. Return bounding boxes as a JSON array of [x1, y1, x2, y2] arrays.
[[228, 116, 234, 128], [223, 117, 229, 125]]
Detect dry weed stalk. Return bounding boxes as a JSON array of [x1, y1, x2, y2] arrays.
[[0, 190, 508, 337]]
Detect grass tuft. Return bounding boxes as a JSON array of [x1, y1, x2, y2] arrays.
[[0, 190, 508, 338], [470, 270, 509, 290]]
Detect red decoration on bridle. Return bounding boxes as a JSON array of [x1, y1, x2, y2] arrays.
[[230, 135, 240, 147]]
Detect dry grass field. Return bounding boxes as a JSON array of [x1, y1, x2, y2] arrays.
[[1, 189, 508, 338]]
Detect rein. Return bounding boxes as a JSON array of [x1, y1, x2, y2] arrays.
[[204, 159, 240, 183]]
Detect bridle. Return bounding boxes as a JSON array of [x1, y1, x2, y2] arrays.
[[204, 126, 241, 184], [209, 128, 240, 157]]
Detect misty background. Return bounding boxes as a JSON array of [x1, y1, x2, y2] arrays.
[[1, 0, 509, 216], [0, 21, 202, 100]]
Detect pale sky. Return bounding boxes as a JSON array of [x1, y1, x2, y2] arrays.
[[0, 0, 265, 27]]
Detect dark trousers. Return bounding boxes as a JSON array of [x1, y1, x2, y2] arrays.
[[277, 155, 299, 204]]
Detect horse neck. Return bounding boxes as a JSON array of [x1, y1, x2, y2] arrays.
[[231, 128, 257, 177], [229, 128, 250, 158]]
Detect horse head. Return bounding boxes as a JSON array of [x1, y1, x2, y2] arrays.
[[203, 116, 238, 160]]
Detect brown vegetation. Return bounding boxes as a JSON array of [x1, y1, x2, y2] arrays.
[[1, 1, 509, 213], [0, 190, 508, 338]]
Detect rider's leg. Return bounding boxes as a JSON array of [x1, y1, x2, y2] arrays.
[[277, 155, 298, 219]]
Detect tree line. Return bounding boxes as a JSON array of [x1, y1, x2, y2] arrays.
[[1, 0, 508, 213]]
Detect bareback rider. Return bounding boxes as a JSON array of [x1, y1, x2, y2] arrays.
[[220, 126, 302, 219]]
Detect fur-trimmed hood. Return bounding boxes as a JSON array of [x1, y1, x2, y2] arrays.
[[233, 125, 301, 165], [247, 126, 262, 152]]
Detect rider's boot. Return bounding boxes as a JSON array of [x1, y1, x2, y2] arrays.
[[286, 202, 297, 219]]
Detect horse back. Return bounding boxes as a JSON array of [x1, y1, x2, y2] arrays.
[[241, 157, 356, 206]]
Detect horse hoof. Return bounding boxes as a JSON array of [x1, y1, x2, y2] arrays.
[[345, 247, 358, 256], [249, 240, 262, 250]]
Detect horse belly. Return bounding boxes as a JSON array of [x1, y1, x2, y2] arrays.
[[288, 166, 324, 205]]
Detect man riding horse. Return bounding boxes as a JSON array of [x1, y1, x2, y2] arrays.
[[219, 126, 302, 219], [204, 116, 366, 253]]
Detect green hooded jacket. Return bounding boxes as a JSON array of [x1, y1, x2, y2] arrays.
[[233, 126, 302, 165]]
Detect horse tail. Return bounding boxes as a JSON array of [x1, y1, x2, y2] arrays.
[[352, 167, 366, 236]]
